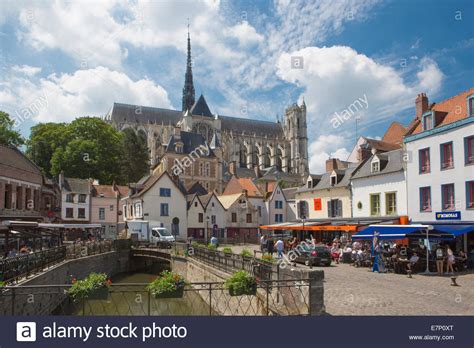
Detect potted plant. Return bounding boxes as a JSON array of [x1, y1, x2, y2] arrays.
[[225, 270, 257, 296], [240, 249, 253, 260], [68, 273, 111, 302], [222, 247, 233, 256], [147, 270, 186, 298]]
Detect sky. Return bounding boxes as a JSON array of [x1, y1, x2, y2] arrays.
[[0, 0, 473, 173]]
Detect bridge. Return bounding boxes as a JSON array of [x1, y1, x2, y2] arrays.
[[130, 248, 171, 262]]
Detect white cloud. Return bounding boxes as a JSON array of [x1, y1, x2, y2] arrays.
[[225, 21, 264, 46], [276, 46, 444, 169], [308, 134, 351, 174], [0, 66, 172, 123], [11, 64, 41, 76]]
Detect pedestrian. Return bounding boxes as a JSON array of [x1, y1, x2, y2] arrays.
[[275, 238, 284, 259], [435, 245, 445, 276], [260, 234, 267, 254], [210, 235, 218, 248], [446, 245, 455, 274], [266, 237, 274, 256]]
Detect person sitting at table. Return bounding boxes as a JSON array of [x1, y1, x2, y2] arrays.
[[458, 250, 468, 270], [406, 253, 420, 273]]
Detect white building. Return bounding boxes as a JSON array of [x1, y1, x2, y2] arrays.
[[264, 183, 290, 225], [405, 89, 474, 251], [59, 174, 91, 223], [186, 191, 226, 240], [122, 172, 188, 240], [351, 149, 407, 218]]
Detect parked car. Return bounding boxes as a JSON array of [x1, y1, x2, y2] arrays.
[[294, 244, 332, 267]]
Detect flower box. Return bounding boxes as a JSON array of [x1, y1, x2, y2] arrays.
[[153, 286, 185, 299], [88, 287, 109, 300], [228, 284, 257, 297]]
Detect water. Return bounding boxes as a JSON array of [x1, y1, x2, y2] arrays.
[[62, 272, 211, 316]]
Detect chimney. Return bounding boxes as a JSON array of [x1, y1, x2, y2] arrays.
[[229, 161, 237, 176], [416, 93, 429, 119], [326, 158, 338, 172]]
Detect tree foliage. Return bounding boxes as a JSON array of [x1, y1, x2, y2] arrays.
[[25, 117, 150, 185], [0, 111, 24, 147]]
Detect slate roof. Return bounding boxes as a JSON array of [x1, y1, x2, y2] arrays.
[[296, 163, 360, 193], [187, 182, 208, 195], [108, 103, 182, 125], [63, 178, 91, 194], [282, 187, 297, 201], [0, 145, 43, 183], [165, 131, 213, 156], [108, 102, 285, 138], [351, 149, 404, 180], [190, 94, 213, 117]]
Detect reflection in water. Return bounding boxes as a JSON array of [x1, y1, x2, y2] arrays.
[[63, 272, 211, 316]]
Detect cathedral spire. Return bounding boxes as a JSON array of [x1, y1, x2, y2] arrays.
[[182, 22, 195, 112]]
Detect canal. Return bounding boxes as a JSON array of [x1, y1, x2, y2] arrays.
[[58, 271, 211, 316]]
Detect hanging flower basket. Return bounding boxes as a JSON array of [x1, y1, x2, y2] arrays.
[[147, 271, 186, 299], [68, 273, 111, 302], [226, 270, 257, 296]]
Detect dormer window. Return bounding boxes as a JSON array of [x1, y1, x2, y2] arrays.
[[468, 94, 474, 117], [330, 173, 337, 186], [307, 178, 312, 189], [175, 143, 183, 153], [422, 112, 433, 131], [371, 158, 380, 173]]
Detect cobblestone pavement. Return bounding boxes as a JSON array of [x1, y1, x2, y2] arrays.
[[220, 244, 474, 315]]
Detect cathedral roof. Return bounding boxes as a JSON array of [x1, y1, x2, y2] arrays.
[[219, 116, 284, 137], [190, 94, 213, 117], [108, 103, 182, 125], [165, 131, 214, 156]]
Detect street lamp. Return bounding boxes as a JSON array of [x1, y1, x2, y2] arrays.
[[421, 225, 435, 275], [301, 215, 306, 242]]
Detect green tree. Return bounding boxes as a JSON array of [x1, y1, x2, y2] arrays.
[[0, 111, 24, 147], [120, 128, 150, 183], [49, 117, 123, 184], [26, 123, 69, 177]]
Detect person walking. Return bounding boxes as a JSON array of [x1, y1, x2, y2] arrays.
[[446, 245, 455, 275], [275, 238, 284, 259], [266, 237, 274, 256], [435, 245, 445, 276], [260, 234, 267, 254]]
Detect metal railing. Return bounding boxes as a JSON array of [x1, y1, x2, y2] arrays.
[[0, 240, 114, 283], [0, 279, 312, 316], [190, 246, 279, 281]]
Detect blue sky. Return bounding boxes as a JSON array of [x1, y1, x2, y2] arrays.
[[0, 0, 473, 173]]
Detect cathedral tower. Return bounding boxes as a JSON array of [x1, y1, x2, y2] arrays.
[[283, 100, 309, 176], [182, 27, 195, 112]]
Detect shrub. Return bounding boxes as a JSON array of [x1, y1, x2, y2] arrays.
[[222, 247, 233, 254], [240, 249, 253, 258], [261, 254, 276, 263], [225, 271, 257, 296], [207, 243, 217, 250], [146, 271, 186, 298], [68, 273, 111, 302]]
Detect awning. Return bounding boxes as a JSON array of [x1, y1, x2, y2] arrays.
[[352, 224, 456, 240], [260, 221, 358, 231], [430, 224, 474, 237]]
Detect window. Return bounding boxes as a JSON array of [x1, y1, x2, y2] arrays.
[[258, 206, 262, 217], [275, 200, 283, 209], [99, 208, 105, 220], [16, 186, 22, 209], [194, 201, 198, 207], [371, 160, 380, 173], [468, 95, 474, 117], [328, 199, 342, 218], [465, 136, 474, 165], [211, 215, 216, 224], [4, 184, 12, 209], [420, 187, 431, 212], [275, 214, 283, 222], [440, 142, 454, 169], [66, 194, 74, 203], [419, 148, 430, 173], [78, 194, 86, 203], [231, 212, 237, 222], [175, 144, 183, 153], [198, 213, 203, 223], [385, 192, 397, 215], [211, 202, 215, 207], [370, 194, 381, 216], [441, 184, 455, 211], [160, 188, 171, 197], [78, 208, 86, 219], [467, 181, 474, 209], [123, 205, 127, 218], [66, 208, 73, 218], [423, 113, 433, 130], [330, 174, 337, 186], [298, 201, 308, 219], [160, 203, 169, 216], [246, 214, 252, 223]]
